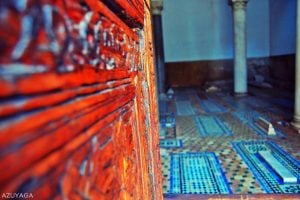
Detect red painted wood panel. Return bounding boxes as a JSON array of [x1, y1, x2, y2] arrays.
[[100, 0, 144, 28], [0, 0, 162, 199]]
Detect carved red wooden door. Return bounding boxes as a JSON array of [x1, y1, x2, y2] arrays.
[[0, 0, 162, 199]]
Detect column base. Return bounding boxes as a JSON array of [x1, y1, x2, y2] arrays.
[[233, 92, 247, 98], [291, 115, 300, 133]]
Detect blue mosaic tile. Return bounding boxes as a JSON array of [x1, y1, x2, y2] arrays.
[[160, 139, 183, 148], [194, 115, 232, 137], [233, 111, 286, 137], [170, 152, 232, 194], [197, 97, 227, 113], [279, 184, 300, 193], [220, 96, 250, 111], [232, 141, 300, 193], [175, 101, 195, 116], [160, 113, 176, 128]]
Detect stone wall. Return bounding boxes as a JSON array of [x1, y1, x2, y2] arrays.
[[269, 54, 295, 90], [165, 54, 295, 90]]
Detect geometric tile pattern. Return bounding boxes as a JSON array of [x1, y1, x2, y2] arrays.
[[197, 98, 227, 113], [160, 87, 300, 195], [170, 152, 232, 194], [220, 96, 250, 111], [233, 111, 286, 137], [232, 141, 300, 193], [279, 184, 300, 193], [175, 101, 196, 116], [160, 113, 176, 128], [160, 139, 183, 148], [194, 115, 232, 137]]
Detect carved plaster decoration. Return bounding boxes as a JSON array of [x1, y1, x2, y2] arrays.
[[229, 0, 248, 10]]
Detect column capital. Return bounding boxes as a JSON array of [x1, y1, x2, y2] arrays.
[[229, 0, 248, 10], [151, 0, 163, 15]]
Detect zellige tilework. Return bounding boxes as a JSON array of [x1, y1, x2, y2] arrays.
[[160, 87, 300, 195], [194, 115, 232, 137], [175, 101, 196, 116], [160, 139, 183, 148], [197, 97, 227, 113], [233, 111, 286, 137], [170, 152, 232, 194], [232, 141, 300, 193]]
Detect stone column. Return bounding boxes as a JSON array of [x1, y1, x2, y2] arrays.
[[151, 0, 166, 95], [229, 0, 248, 96], [292, 0, 300, 130]]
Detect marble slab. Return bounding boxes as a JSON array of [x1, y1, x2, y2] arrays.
[[259, 151, 297, 183]]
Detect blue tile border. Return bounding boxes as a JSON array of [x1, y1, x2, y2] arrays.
[[194, 115, 233, 137], [220, 96, 250, 111], [175, 101, 196, 116], [233, 111, 286, 138], [169, 152, 232, 194], [232, 141, 300, 193], [160, 139, 183, 148], [197, 97, 227, 113], [160, 113, 176, 128]]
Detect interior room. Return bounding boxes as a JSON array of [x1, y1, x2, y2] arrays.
[[156, 0, 300, 198]]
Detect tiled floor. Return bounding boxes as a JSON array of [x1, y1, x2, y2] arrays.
[[170, 152, 231, 194], [160, 86, 300, 195]]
